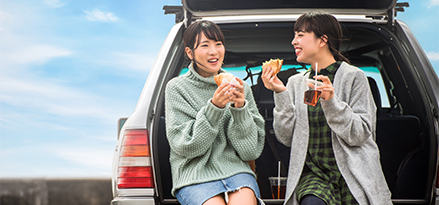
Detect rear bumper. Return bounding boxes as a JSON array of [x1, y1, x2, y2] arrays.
[[111, 197, 155, 205]]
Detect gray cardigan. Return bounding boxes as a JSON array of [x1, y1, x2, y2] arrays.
[[273, 62, 392, 205]]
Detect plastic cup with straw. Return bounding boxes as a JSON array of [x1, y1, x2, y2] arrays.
[[304, 62, 322, 106], [277, 161, 281, 199]]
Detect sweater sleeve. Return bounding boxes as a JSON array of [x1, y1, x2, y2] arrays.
[[165, 79, 225, 158], [226, 83, 265, 161], [321, 68, 376, 146]]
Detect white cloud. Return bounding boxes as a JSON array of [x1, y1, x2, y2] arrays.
[[0, 0, 163, 179], [0, 3, 36, 31], [101, 52, 155, 72], [427, 51, 439, 61], [2, 43, 72, 66], [0, 4, 134, 132], [47, 145, 114, 170], [0, 144, 113, 178], [0, 32, 106, 123], [0, 76, 121, 122], [429, 0, 439, 7], [84, 9, 119, 22], [0, 8, 115, 123], [0, 17, 72, 68], [43, 0, 67, 9]]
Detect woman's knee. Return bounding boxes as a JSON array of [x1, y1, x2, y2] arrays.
[[203, 195, 226, 205], [228, 187, 257, 205]]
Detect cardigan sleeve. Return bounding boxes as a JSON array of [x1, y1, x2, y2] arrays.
[[165, 79, 225, 159], [226, 83, 265, 161], [321, 66, 376, 146], [272, 77, 299, 147]]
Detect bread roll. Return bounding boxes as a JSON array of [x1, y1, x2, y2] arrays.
[[214, 73, 241, 86], [262, 59, 284, 76]]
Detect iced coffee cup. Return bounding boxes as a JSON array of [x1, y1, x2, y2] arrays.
[[268, 177, 287, 199], [304, 79, 322, 106]]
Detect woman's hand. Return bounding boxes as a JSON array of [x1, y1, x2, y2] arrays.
[[211, 78, 245, 108], [261, 66, 287, 93], [230, 78, 245, 108], [309, 75, 334, 100]]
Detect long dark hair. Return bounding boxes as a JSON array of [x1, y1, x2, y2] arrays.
[[294, 11, 350, 64], [183, 20, 225, 70]]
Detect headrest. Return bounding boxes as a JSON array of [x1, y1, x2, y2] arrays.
[[367, 77, 381, 116]]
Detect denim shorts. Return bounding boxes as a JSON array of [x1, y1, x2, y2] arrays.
[[175, 173, 261, 205]]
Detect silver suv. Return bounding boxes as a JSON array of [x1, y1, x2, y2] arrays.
[[111, 0, 439, 204]]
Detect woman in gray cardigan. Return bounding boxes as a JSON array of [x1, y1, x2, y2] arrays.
[[261, 11, 392, 205]]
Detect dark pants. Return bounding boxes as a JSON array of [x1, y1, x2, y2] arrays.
[[300, 195, 326, 205]]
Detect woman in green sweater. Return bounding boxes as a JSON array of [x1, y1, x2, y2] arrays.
[[165, 20, 265, 205]]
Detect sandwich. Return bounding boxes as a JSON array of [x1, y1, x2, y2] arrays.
[[262, 58, 284, 76], [214, 73, 241, 86]]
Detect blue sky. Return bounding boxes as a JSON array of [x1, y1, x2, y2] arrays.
[[0, 0, 438, 178]]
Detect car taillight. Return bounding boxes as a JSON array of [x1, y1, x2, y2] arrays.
[[436, 152, 439, 188], [436, 165, 439, 188], [117, 129, 154, 188]]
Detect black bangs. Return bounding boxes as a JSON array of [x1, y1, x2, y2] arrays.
[[194, 21, 225, 49], [294, 12, 319, 33], [202, 23, 224, 42]]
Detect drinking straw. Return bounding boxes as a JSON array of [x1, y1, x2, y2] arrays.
[[315, 63, 318, 88], [278, 161, 281, 199]]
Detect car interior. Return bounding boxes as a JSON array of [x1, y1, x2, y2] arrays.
[[153, 21, 431, 203]]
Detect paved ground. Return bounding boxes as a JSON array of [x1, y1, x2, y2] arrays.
[[0, 178, 112, 205]]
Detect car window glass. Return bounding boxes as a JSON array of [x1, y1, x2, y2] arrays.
[[178, 65, 389, 108], [361, 66, 389, 107]]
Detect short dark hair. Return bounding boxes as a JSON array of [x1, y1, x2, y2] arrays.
[[294, 11, 350, 63]]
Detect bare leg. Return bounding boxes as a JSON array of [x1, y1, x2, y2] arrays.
[[227, 187, 257, 205], [203, 195, 226, 205]]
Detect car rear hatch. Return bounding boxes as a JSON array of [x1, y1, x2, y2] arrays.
[[184, 0, 397, 22]]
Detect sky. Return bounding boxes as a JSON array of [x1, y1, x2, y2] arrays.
[[0, 0, 438, 178]]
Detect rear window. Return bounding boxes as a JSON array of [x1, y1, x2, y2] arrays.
[[179, 65, 390, 108]]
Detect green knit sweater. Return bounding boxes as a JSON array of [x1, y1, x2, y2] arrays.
[[164, 64, 265, 196]]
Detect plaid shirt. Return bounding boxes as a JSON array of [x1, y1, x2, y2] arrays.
[[296, 61, 358, 205]]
